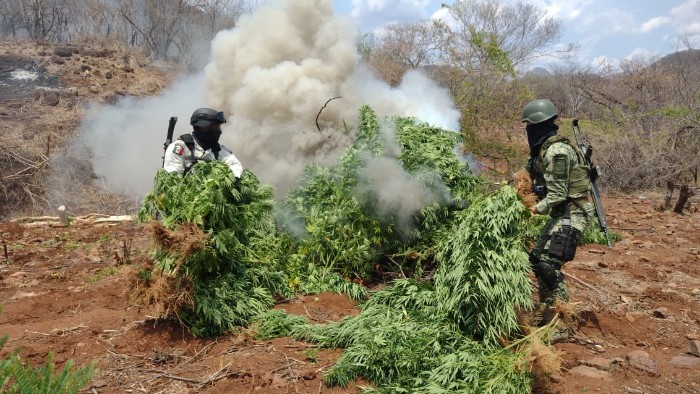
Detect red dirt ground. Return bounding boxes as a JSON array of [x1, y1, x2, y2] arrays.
[[1, 195, 699, 393]]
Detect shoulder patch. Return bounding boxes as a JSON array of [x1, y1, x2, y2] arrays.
[[552, 154, 568, 179], [173, 145, 184, 156]]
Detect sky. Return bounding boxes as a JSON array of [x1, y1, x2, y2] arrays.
[[332, 0, 700, 69]]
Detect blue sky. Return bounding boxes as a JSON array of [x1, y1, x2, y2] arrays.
[[332, 0, 700, 69]]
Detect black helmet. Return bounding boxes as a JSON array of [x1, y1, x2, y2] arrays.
[[190, 108, 227, 128]]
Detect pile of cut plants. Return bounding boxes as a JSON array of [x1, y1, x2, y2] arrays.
[[137, 105, 568, 392]]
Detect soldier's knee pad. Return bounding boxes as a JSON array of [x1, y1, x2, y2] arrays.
[[534, 261, 563, 292]]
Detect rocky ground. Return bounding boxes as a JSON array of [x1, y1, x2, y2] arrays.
[[0, 195, 698, 393], [0, 40, 171, 217]]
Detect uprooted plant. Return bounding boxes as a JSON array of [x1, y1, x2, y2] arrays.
[[253, 187, 562, 393], [135, 105, 565, 391], [135, 105, 481, 336]]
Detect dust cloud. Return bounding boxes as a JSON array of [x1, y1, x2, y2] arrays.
[[65, 0, 462, 211]]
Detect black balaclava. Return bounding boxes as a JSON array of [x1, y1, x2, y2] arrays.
[[192, 126, 222, 152], [526, 118, 558, 158]]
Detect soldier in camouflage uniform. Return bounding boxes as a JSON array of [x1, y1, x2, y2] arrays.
[[522, 99, 594, 340]]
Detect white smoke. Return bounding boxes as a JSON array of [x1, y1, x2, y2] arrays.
[[352, 121, 451, 236], [65, 0, 461, 203], [204, 0, 459, 193]]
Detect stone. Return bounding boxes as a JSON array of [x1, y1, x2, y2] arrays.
[[549, 374, 563, 383], [89, 85, 101, 94], [627, 350, 661, 376], [40, 91, 60, 106], [652, 307, 670, 318], [669, 356, 700, 368], [52, 56, 65, 65], [625, 312, 636, 323], [105, 71, 113, 79], [689, 340, 700, 357], [91, 380, 107, 388], [54, 47, 75, 57], [639, 256, 650, 263], [60, 87, 78, 98], [581, 356, 612, 371], [271, 375, 286, 388], [687, 333, 700, 341], [611, 357, 625, 365], [300, 369, 316, 380], [569, 365, 610, 380]]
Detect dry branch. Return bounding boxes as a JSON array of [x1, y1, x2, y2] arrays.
[[315, 97, 342, 132]]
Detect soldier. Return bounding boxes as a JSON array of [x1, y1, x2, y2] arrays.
[[523, 99, 594, 342], [163, 108, 243, 177]]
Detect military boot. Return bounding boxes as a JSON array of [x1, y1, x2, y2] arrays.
[[548, 320, 572, 344]]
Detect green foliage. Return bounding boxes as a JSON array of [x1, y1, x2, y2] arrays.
[[434, 186, 533, 346], [139, 165, 291, 336], [0, 333, 95, 394], [305, 348, 320, 363], [292, 264, 368, 301], [467, 26, 515, 76], [525, 213, 622, 246], [580, 222, 622, 246], [183, 269, 288, 337], [284, 105, 480, 280], [253, 310, 309, 340], [254, 187, 535, 392], [140, 166, 281, 278], [522, 214, 549, 244]]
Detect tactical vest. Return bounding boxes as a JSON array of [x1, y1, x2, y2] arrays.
[[178, 134, 220, 175], [530, 135, 591, 198]]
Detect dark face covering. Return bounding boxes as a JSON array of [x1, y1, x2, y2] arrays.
[[526, 119, 558, 158], [192, 124, 222, 152]]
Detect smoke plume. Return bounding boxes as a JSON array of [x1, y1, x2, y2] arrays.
[[63, 0, 461, 205]]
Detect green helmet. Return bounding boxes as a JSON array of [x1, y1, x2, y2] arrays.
[[522, 99, 557, 124]]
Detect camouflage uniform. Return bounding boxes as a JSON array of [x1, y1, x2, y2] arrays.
[[527, 134, 594, 323]]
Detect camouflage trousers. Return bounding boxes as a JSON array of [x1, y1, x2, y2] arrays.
[[531, 200, 593, 323]]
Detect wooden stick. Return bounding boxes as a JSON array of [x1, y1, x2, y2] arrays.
[[315, 97, 342, 132], [270, 361, 300, 374], [562, 272, 605, 294]]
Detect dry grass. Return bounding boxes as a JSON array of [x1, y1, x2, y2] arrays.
[[125, 221, 210, 320], [125, 261, 195, 320], [150, 221, 208, 272], [0, 40, 171, 219], [516, 319, 564, 394], [513, 169, 537, 207]]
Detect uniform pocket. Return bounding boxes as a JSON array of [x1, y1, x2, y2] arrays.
[[548, 226, 581, 262]]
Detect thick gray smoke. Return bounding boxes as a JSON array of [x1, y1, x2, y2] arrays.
[[205, 0, 459, 192], [53, 75, 205, 200], [64, 0, 462, 216], [353, 122, 451, 235]]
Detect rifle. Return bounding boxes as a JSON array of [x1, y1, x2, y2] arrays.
[[572, 119, 612, 249], [162, 117, 178, 166]]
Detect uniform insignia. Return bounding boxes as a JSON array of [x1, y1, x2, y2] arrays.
[[173, 146, 184, 156]]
